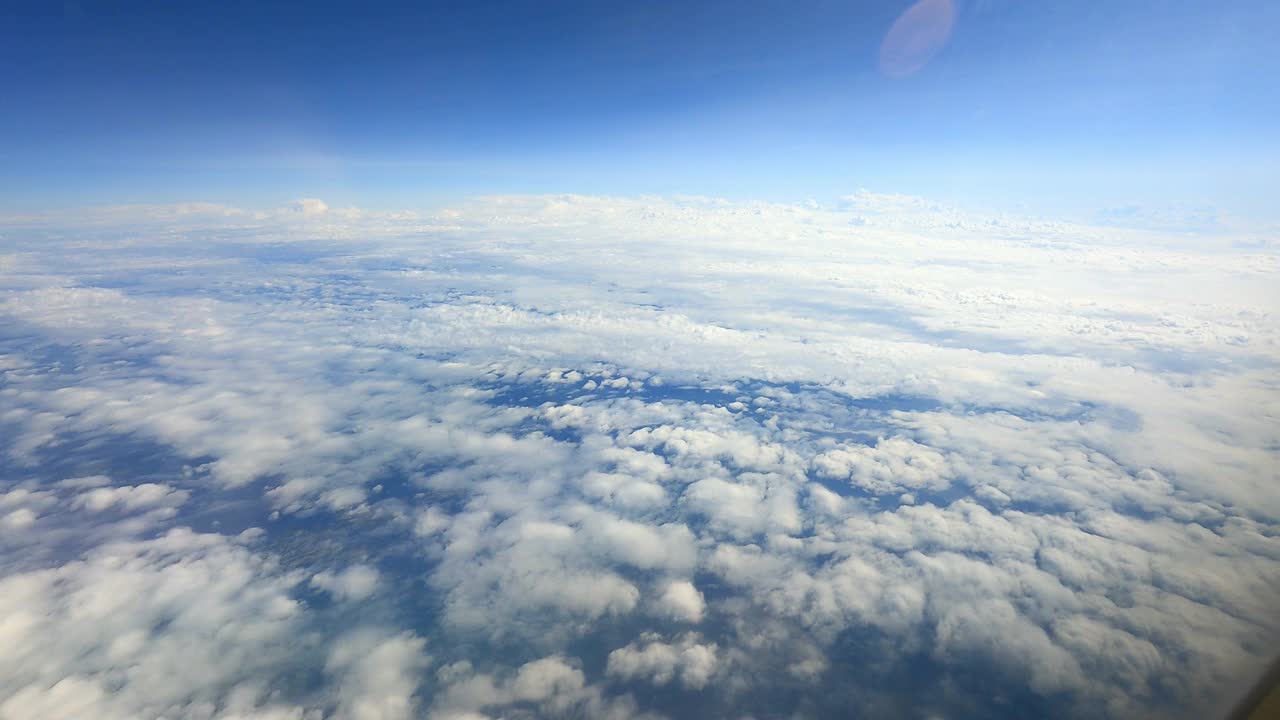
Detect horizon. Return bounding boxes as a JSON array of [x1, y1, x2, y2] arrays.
[[4, 0, 1279, 222]]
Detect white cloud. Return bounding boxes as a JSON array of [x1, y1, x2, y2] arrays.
[[430, 655, 656, 720], [655, 580, 706, 623], [69, 483, 190, 513], [0, 525, 434, 720], [812, 436, 952, 496], [0, 508, 37, 530], [311, 564, 381, 602], [326, 629, 430, 720], [606, 633, 719, 689], [0, 529, 309, 719], [284, 198, 329, 217]]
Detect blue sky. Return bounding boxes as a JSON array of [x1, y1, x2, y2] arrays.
[[3, 0, 1277, 220]]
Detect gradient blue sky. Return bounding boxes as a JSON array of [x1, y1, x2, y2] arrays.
[[3, 0, 1277, 221]]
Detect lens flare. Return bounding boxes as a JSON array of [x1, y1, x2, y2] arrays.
[[879, 0, 957, 79]]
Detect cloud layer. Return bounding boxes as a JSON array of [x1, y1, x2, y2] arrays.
[[0, 193, 1277, 719]]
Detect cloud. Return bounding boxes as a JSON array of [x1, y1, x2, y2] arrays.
[[311, 564, 381, 602], [430, 655, 657, 720], [69, 483, 190, 513], [812, 436, 952, 496], [326, 629, 431, 720], [0, 508, 37, 530], [289, 198, 330, 217], [655, 580, 706, 623], [606, 633, 719, 689], [0, 525, 434, 720], [0, 528, 307, 719]]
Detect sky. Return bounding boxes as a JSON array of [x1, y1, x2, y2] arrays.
[[3, 0, 1278, 219], [1, 4, 1279, 720]]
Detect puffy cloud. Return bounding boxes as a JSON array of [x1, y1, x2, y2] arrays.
[[430, 656, 655, 720], [655, 580, 706, 623], [0, 525, 431, 720], [0, 507, 37, 530], [311, 564, 381, 602], [684, 474, 803, 540], [281, 198, 330, 218], [0, 529, 309, 719], [69, 482, 190, 513], [326, 629, 430, 720], [576, 510, 698, 573], [428, 510, 648, 634], [812, 436, 952, 496], [607, 633, 719, 689], [510, 656, 585, 703]]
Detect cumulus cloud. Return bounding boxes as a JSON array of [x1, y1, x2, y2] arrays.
[[295, 197, 329, 216], [311, 564, 381, 602], [69, 482, 190, 513], [655, 580, 706, 623], [326, 628, 430, 720], [607, 633, 719, 689], [430, 655, 655, 720], [0, 525, 435, 720], [0, 528, 306, 719], [812, 436, 952, 496], [0, 507, 37, 530]]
